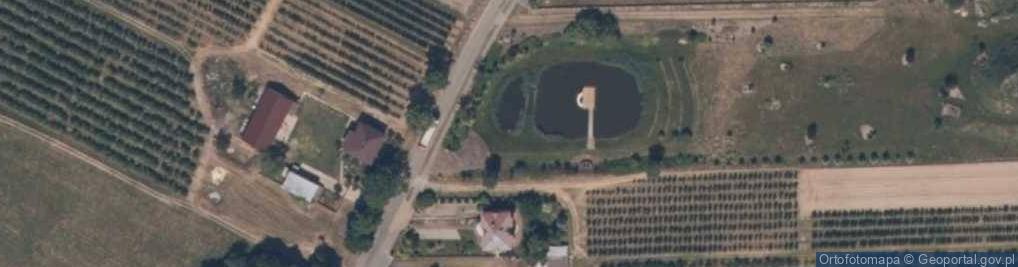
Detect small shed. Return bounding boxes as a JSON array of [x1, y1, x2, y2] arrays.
[[281, 168, 322, 203]]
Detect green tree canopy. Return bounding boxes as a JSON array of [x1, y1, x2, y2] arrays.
[[406, 87, 439, 133], [424, 46, 453, 89], [201, 237, 341, 267], [414, 188, 438, 210], [484, 154, 502, 188], [563, 8, 621, 40]]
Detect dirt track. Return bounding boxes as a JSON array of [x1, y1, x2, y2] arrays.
[[799, 162, 1018, 218], [508, 4, 885, 30]]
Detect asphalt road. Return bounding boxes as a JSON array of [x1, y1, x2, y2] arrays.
[[355, 1, 519, 266]]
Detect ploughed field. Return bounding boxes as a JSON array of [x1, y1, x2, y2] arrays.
[[95, 0, 266, 49], [532, 62, 642, 139], [0, 0, 208, 194]]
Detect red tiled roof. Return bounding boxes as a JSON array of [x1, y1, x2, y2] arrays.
[[481, 210, 514, 231], [241, 82, 298, 150], [343, 115, 387, 166]]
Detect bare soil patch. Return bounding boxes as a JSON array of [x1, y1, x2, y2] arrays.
[[432, 131, 491, 178], [194, 157, 350, 257]]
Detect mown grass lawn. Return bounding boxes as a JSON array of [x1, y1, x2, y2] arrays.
[[289, 98, 350, 176]]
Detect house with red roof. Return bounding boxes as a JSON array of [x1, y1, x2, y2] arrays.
[[241, 81, 299, 151], [342, 115, 387, 166]]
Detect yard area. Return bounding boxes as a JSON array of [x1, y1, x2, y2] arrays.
[[289, 98, 350, 176], [0, 125, 240, 266]]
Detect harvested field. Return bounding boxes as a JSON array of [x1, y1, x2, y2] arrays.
[[799, 162, 1018, 218], [88, 0, 266, 49], [0, 0, 208, 194], [260, 0, 433, 119], [0, 124, 239, 267]]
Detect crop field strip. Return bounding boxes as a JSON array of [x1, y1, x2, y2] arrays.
[[539, 0, 877, 7], [811, 206, 1018, 249], [92, 0, 266, 49], [261, 0, 429, 118], [337, 0, 458, 49], [0, 0, 208, 194], [585, 170, 799, 258]]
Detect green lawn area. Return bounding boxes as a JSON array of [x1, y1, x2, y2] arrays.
[[395, 229, 484, 258], [730, 11, 1018, 164], [289, 98, 349, 176], [0, 125, 240, 267], [475, 32, 698, 163]]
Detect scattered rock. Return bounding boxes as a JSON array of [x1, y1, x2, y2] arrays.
[[859, 124, 876, 140], [208, 191, 223, 205], [763, 97, 782, 111], [947, 85, 966, 100], [902, 47, 917, 67], [941, 103, 963, 118], [741, 82, 756, 94]]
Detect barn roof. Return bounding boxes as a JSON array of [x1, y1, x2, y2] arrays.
[[241, 82, 298, 150]]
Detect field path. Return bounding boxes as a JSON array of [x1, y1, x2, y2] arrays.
[[241, 0, 285, 51], [0, 114, 261, 242], [799, 161, 1018, 218], [510, 5, 885, 28]]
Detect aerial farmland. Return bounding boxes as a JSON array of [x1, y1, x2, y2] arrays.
[[1, 0, 1018, 267]]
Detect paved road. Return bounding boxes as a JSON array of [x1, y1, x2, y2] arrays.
[[356, 1, 519, 266]]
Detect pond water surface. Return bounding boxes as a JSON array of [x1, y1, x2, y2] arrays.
[[534, 62, 641, 139]]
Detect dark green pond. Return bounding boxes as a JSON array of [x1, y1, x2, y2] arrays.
[[497, 78, 525, 131], [534, 62, 641, 139]]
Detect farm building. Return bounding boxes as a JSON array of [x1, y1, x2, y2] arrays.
[[241, 81, 299, 150], [281, 166, 322, 203], [474, 209, 520, 255], [343, 115, 387, 166]]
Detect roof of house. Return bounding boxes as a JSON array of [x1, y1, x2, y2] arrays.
[[475, 223, 518, 255], [481, 210, 515, 231], [281, 168, 322, 203], [342, 115, 387, 166], [241, 82, 299, 150]]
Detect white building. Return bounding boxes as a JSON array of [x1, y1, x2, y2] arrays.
[[281, 168, 322, 203]]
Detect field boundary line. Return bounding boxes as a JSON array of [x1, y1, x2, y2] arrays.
[[0, 114, 261, 242], [78, 0, 192, 55]]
